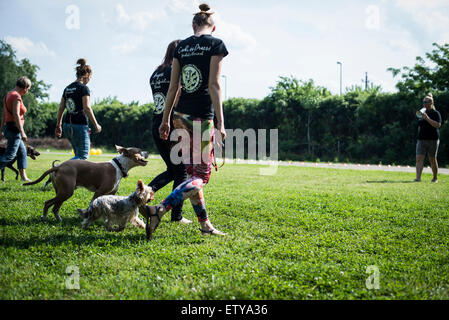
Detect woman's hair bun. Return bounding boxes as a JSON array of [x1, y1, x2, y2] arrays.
[[427, 93, 433, 98], [199, 3, 210, 12], [77, 58, 87, 66]]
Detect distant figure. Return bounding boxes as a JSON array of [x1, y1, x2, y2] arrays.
[[0, 76, 32, 181], [415, 93, 441, 183], [55, 58, 101, 159]]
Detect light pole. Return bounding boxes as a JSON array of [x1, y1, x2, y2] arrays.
[[337, 61, 342, 96], [221, 75, 227, 100]]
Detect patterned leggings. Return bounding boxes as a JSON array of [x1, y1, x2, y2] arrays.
[[161, 111, 214, 222]]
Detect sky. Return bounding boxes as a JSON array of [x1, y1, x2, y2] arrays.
[[1, 0, 449, 104]]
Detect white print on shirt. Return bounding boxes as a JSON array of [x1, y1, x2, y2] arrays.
[[65, 87, 77, 95], [178, 44, 211, 58], [66, 98, 76, 113], [151, 72, 170, 90], [153, 92, 166, 115], [182, 64, 202, 93]]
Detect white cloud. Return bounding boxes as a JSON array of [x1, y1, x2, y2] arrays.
[[4, 36, 55, 58], [395, 0, 449, 10], [213, 13, 258, 53], [111, 34, 144, 55], [111, 4, 166, 33], [394, 0, 449, 37]]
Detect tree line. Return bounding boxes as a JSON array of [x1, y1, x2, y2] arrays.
[[1, 40, 448, 166]]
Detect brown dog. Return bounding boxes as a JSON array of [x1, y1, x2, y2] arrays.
[[0, 145, 41, 181], [23, 145, 149, 222]]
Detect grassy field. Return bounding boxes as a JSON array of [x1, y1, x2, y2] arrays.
[[0, 152, 448, 300]]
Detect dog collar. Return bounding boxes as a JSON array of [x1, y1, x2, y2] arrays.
[[112, 157, 128, 178]]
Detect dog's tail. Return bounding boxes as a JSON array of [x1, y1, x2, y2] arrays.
[[51, 160, 60, 168], [23, 166, 59, 186]]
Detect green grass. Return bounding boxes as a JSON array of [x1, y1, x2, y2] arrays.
[[1, 153, 448, 299]]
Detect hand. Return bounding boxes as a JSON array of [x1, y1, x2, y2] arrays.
[[216, 122, 226, 141], [21, 132, 27, 142], [55, 125, 62, 138], [422, 112, 430, 121], [159, 122, 170, 140], [95, 124, 102, 133]]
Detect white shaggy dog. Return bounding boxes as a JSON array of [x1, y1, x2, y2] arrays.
[[78, 179, 154, 232]]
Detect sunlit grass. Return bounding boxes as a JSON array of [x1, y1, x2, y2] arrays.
[[0, 153, 448, 299]]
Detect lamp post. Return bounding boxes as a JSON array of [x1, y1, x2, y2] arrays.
[[337, 61, 342, 96], [221, 75, 227, 100]]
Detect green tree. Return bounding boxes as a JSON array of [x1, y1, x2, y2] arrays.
[[388, 42, 449, 94], [0, 40, 51, 137]]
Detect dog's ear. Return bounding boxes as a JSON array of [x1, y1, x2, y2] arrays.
[[115, 145, 125, 154], [137, 179, 144, 192]]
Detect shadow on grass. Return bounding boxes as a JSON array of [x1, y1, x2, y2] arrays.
[[0, 214, 149, 249], [0, 215, 81, 227], [0, 232, 145, 249]]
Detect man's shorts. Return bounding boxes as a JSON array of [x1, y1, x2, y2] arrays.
[[416, 139, 439, 157]]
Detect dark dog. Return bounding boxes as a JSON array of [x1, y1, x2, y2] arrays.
[[0, 144, 40, 181]]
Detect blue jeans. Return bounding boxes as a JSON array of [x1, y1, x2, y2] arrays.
[[0, 125, 27, 169], [63, 123, 90, 160]]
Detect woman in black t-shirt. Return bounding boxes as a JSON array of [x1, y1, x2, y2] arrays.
[[147, 40, 191, 224], [415, 93, 442, 183], [145, 3, 228, 238], [55, 58, 102, 160]]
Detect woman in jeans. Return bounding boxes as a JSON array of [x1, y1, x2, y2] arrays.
[[145, 3, 228, 237], [0, 76, 32, 181], [55, 58, 101, 159]]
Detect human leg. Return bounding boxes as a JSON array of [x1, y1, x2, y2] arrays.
[[16, 139, 29, 181], [0, 126, 21, 170], [428, 140, 439, 182], [63, 123, 90, 160], [415, 140, 426, 181]]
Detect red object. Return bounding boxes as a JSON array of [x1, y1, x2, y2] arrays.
[[89, 128, 92, 135]]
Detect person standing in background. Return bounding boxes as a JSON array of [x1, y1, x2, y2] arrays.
[[0, 76, 32, 181], [415, 93, 442, 183]]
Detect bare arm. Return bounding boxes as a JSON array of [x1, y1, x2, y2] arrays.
[[12, 99, 27, 142], [82, 95, 102, 133], [209, 54, 226, 141], [423, 113, 442, 128], [55, 97, 65, 137], [0, 105, 4, 140], [160, 59, 181, 140]]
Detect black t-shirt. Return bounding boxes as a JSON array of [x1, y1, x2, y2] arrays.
[[417, 109, 442, 140], [150, 66, 172, 118], [174, 34, 228, 120], [62, 81, 90, 125]]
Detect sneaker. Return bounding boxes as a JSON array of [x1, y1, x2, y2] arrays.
[[413, 178, 421, 182], [174, 217, 193, 225], [431, 179, 438, 183]]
